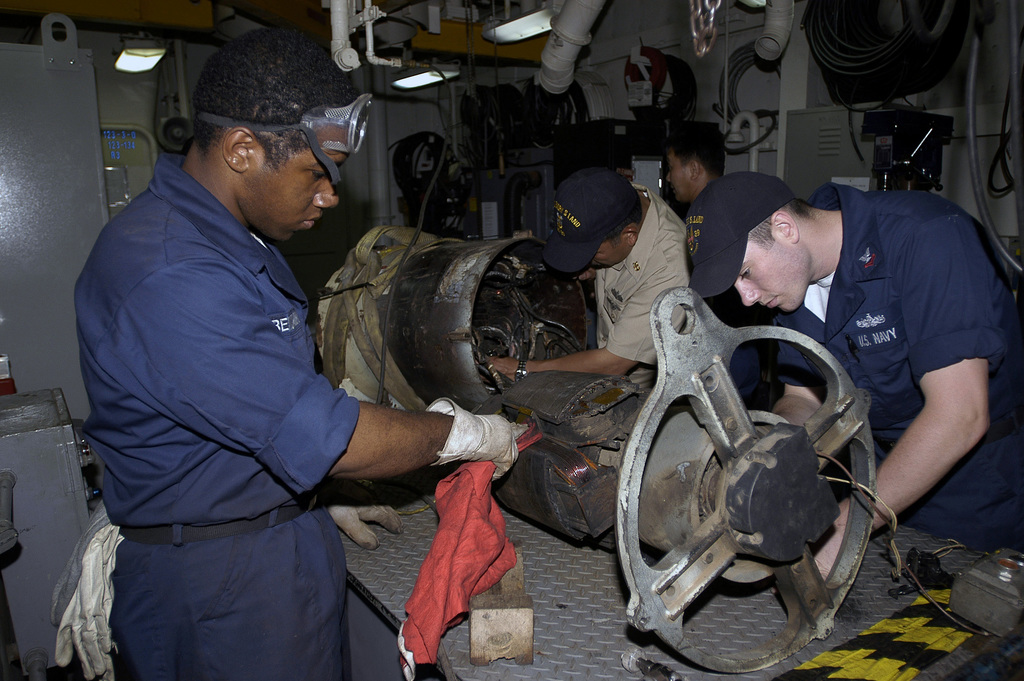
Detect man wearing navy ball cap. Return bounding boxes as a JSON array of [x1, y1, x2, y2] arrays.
[[687, 170, 1024, 572], [490, 167, 690, 388]]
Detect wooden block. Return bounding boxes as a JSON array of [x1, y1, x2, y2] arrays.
[[469, 546, 534, 665]]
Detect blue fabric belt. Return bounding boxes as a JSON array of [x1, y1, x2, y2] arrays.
[[119, 503, 307, 546]]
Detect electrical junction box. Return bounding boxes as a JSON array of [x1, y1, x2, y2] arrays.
[[949, 548, 1024, 636]]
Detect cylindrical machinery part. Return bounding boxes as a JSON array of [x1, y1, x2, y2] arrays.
[[381, 238, 585, 409], [318, 234, 587, 410]]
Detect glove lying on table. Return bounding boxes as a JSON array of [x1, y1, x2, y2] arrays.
[[321, 479, 404, 551], [426, 398, 527, 479], [54, 506, 124, 681]]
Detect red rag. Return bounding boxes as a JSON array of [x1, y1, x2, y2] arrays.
[[515, 418, 543, 451], [400, 461, 516, 667]]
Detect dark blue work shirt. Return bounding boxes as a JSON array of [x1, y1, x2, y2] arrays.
[[75, 154, 360, 527], [775, 183, 1024, 550]]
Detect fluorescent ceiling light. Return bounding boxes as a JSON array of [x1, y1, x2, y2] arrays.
[[482, 5, 556, 44], [737, 0, 767, 6], [391, 66, 460, 90], [115, 40, 166, 73]]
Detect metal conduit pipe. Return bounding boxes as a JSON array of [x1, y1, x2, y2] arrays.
[[539, 0, 608, 94], [754, 0, 794, 62], [362, 0, 406, 69], [23, 648, 48, 681], [0, 470, 17, 555], [728, 110, 762, 172]]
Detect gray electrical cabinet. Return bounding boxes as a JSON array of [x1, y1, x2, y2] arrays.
[[783, 106, 875, 198], [0, 389, 92, 672]]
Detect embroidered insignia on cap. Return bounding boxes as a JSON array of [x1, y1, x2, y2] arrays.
[[552, 199, 581, 238], [686, 225, 701, 255]]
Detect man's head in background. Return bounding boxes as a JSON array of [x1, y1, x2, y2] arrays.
[[665, 125, 726, 205]]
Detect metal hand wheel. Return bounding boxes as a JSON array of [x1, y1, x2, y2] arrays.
[[616, 288, 876, 672]]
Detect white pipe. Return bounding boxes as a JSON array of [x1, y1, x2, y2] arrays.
[[330, 0, 361, 70], [539, 0, 608, 94], [728, 110, 762, 172], [754, 0, 794, 62], [359, 0, 421, 68]]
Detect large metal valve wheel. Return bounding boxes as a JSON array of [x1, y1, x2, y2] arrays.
[[616, 288, 876, 673]]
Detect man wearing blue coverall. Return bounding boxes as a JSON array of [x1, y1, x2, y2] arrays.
[[685, 172, 1024, 573], [74, 28, 523, 681]]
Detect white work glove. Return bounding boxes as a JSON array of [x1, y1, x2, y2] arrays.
[[327, 503, 403, 550], [426, 398, 527, 479], [55, 521, 123, 680], [319, 479, 403, 550]]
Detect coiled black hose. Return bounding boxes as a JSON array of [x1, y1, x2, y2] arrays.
[[802, 0, 970, 106]]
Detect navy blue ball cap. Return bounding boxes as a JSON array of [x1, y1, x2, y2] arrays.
[[686, 171, 795, 297], [543, 168, 640, 273]]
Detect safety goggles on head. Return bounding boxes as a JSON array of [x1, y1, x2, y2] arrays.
[[195, 93, 372, 185]]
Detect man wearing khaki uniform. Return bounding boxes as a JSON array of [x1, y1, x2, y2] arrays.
[[490, 167, 690, 389]]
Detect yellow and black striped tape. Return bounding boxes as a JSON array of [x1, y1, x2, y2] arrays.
[[774, 590, 972, 681]]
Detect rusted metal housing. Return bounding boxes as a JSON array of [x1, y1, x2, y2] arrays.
[[486, 371, 645, 543]]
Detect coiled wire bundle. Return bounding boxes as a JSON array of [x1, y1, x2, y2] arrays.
[[802, 0, 969, 106]]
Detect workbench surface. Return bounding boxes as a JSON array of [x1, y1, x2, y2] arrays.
[[341, 472, 986, 681]]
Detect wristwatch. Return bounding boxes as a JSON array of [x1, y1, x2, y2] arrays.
[[515, 358, 528, 382]]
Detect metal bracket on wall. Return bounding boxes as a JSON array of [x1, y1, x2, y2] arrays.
[[42, 13, 82, 72]]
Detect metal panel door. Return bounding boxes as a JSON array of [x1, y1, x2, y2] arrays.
[[0, 14, 109, 420]]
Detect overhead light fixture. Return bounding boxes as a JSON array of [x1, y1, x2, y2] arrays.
[[115, 39, 166, 73], [390, 65, 460, 90], [737, 0, 767, 6], [482, 1, 557, 44]]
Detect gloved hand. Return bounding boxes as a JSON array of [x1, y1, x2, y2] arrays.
[[319, 479, 403, 550], [327, 503, 403, 550], [426, 398, 527, 479], [55, 521, 123, 680]]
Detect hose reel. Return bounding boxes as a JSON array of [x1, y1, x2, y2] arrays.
[[616, 288, 876, 672]]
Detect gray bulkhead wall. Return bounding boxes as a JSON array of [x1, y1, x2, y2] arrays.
[[0, 16, 108, 420]]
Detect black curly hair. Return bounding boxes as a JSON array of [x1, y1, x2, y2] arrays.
[[192, 28, 359, 168], [664, 125, 726, 178]]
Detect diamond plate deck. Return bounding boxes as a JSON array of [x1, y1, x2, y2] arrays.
[[342, 472, 982, 680]]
